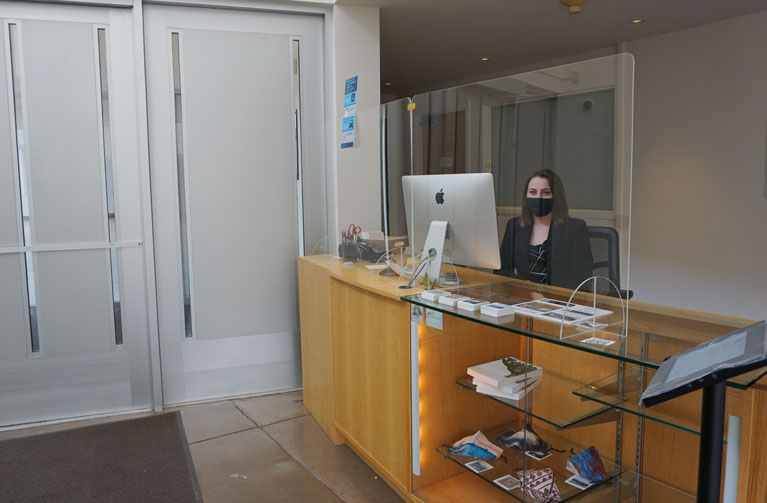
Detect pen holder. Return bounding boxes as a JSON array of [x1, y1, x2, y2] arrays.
[[338, 244, 361, 260]]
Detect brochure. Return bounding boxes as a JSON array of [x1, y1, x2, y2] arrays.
[[512, 298, 612, 325]]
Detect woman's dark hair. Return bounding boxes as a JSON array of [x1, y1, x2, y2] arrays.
[[519, 169, 569, 227]]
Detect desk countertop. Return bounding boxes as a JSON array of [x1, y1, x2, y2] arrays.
[[298, 254, 508, 301]]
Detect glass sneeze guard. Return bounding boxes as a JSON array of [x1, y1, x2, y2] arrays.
[[403, 279, 764, 390]]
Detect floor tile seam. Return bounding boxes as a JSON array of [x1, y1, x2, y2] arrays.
[[260, 421, 350, 503], [230, 401, 261, 428], [187, 425, 258, 446], [259, 411, 311, 428]]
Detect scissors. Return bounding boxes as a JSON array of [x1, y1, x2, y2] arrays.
[[347, 224, 361, 243]]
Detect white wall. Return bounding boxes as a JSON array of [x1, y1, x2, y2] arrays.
[[625, 12, 767, 321], [332, 5, 381, 236]]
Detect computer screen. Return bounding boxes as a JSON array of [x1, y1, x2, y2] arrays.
[[402, 173, 501, 270]]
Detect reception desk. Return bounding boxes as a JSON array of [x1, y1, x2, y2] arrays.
[[298, 255, 767, 502]]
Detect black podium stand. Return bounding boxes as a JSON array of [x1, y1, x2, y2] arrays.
[[640, 321, 767, 503]]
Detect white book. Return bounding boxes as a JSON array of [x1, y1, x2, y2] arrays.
[[475, 378, 541, 401], [480, 302, 516, 317], [472, 375, 536, 394], [438, 294, 469, 307], [467, 357, 543, 387], [457, 298, 489, 312], [420, 289, 449, 302]]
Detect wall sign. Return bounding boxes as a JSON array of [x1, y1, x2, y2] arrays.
[[341, 75, 357, 149]]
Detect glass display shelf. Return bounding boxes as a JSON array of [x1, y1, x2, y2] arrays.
[[572, 368, 738, 440], [435, 422, 623, 503], [564, 470, 695, 503], [403, 280, 765, 390], [457, 372, 615, 430], [415, 466, 695, 503]]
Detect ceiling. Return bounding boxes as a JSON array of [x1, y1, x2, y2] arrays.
[[337, 0, 767, 99]]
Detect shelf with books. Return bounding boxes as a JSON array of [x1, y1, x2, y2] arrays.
[[434, 422, 623, 503], [456, 372, 615, 430], [572, 367, 741, 439]]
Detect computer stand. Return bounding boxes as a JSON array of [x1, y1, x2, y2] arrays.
[[698, 381, 726, 503], [399, 221, 447, 290]]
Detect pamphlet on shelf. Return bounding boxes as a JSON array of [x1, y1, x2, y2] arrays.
[[564, 475, 594, 490], [420, 289, 450, 302], [480, 302, 516, 318], [457, 298, 489, 312], [493, 475, 520, 491], [512, 298, 611, 325], [438, 294, 469, 307]]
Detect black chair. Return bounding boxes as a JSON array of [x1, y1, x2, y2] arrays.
[[586, 226, 633, 299]]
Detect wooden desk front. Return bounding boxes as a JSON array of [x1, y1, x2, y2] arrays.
[[297, 255, 767, 502]]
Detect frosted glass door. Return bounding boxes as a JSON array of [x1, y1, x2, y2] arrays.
[[0, 3, 153, 426], [145, 5, 325, 403]]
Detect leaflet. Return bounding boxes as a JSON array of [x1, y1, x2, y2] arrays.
[[512, 298, 612, 325]]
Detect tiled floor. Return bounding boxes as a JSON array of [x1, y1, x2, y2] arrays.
[[0, 391, 404, 503]]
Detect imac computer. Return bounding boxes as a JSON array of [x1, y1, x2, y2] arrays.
[[401, 173, 500, 286]]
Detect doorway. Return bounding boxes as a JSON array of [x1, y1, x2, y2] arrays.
[[144, 5, 326, 404], [0, 1, 154, 426]]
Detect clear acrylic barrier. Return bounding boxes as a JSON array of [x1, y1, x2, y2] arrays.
[[558, 275, 627, 341], [401, 53, 634, 315]]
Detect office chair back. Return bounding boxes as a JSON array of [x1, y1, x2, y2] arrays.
[[586, 226, 620, 289]]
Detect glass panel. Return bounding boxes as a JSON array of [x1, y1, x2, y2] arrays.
[[573, 365, 746, 438], [381, 98, 412, 240], [0, 256, 31, 362], [180, 29, 297, 341], [97, 28, 122, 346], [405, 55, 634, 297], [22, 20, 106, 245], [415, 468, 694, 503], [0, 22, 18, 247], [404, 282, 759, 389], [8, 22, 38, 353], [171, 32, 193, 338], [35, 250, 114, 355], [291, 39, 304, 254]]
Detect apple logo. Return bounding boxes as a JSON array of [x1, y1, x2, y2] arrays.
[[435, 189, 445, 205]]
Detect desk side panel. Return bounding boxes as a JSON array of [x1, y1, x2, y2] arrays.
[[737, 385, 767, 503], [298, 259, 341, 444], [331, 279, 411, 495]]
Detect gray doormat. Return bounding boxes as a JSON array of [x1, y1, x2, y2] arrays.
[[0, 411, 202, 503]]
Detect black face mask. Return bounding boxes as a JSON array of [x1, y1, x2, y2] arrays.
[[526, 197, 553, 217]]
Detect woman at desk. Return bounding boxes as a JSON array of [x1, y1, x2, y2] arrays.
[[498, 169, 593, 289]]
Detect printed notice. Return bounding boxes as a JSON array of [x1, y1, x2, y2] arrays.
[[425, 309, 443, 331], [341, 76, 358, 149]]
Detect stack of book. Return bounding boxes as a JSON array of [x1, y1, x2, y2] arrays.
[[467, 357, 543, 401]]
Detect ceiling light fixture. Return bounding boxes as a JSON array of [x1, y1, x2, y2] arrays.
[[631, 18, 645, 24], [480, 57, 490, 62], [561, 0, 586, 14]]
